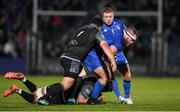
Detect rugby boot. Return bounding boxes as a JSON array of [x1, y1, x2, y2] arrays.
[[4, 72, 25, 80], [3, 85, 20, 97]]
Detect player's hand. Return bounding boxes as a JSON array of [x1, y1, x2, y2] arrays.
[[98, 95, 104, 102], [111, 61, 117, 72]]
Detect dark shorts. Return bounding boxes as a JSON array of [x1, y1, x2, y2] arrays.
[[47, 92, 66, 105], [60, 56, 82, 79]]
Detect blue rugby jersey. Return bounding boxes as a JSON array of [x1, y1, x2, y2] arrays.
[[101, 19, 128, 65], [101, 18, 125, 52], [83, 19, 127, 71]]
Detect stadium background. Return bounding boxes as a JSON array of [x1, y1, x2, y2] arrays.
[[0, 0, 179, 76], [0, 0, 180, 111]]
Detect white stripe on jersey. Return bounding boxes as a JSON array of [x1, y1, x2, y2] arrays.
[[77, 31, 84, 37]]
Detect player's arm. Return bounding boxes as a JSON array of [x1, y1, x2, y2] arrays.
[[76, 83, 92, 104], [96, 32, 117, 72], [77, 93, 104, 104], [110, 45, 117, 55], [77, 96, 88, 104], [67, 77, 84, 104]]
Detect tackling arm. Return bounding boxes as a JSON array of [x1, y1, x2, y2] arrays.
[[110, 45, 117, 55], [99, 41, 117, 72]]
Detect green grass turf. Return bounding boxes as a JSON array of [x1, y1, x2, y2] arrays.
[[0, 75, 180, 111]]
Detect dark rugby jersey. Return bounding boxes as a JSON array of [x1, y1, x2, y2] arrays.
[[47, 77, 96, 105], [62, 25, 105, 60]]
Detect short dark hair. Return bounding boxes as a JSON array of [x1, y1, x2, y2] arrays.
[[90, 17, 103, 27], [101, 7, 114, 14]]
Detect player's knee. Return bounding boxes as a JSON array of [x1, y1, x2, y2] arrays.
[[61, 77, 75, 91], [99, 77, 108, 85], [124, 74, 131, 81]]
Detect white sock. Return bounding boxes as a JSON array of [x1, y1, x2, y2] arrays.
[[22, 78, 27, 82], [17, 89, 22, 94]]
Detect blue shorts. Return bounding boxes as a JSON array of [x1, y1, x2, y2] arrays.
[[116, 51, 128, 65], [83, 51, 128, 72], [83, 54, 102, 72]]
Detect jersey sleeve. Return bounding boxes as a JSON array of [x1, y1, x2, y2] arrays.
[[95, 31, 106, 42], [78, 84, 94, 99], [113, 19, 125, 51]]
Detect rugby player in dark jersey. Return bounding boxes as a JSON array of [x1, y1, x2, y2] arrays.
[[3, 72, 67, 104], [33, 17, 117, 105], [3, 72, 113, 105]]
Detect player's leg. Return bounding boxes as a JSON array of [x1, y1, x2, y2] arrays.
[[117, 64, 133, 104], [112, 77, 121, 98], [37, 83, 64, 105], [103, 61, 123, 103], [4, 72, 37, 93], [69, 62, 99, 104], [103, 60, 124, 103], [77, 80, 105, 104], [60, 57, 82, 93], [116, 52, 133, 104], [68, 73, 84, 104], [3, 85, 35, 103], [46, 57, 80, 94], [83, 56, 109, 104], [38, 57, 81, 105], [110, 74, 125, 103], [91, 66, 107, 98], [84, 56, 108, 103]]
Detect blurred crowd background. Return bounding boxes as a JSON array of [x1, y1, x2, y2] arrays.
[[0, 0, 179, 76]]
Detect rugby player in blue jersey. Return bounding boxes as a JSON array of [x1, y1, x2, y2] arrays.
[[101, 7, 139, 104], [83, 7, 138, 104]]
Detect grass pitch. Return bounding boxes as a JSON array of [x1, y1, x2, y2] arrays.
[[0, 75, 180, 111]]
